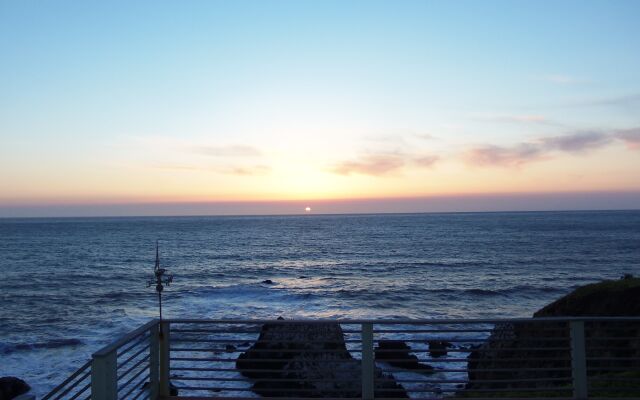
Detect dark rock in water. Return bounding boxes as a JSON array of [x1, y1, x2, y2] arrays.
[[262, 279, 274, 285], [237, 321, 407, 398], [169, 382, 179, 396], [375, 340, 434, 373], [427, 340, 452, 358], [225, 344, 236, 352], [0, 377, 30, 400], [141, 381, 178, 396], [463, 278, 640, 395]]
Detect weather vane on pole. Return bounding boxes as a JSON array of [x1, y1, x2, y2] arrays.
[[148, 241, 173, 336]]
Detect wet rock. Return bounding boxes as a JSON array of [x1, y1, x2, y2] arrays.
[[142, 381, 178, 396], [427, 340, 452, 358], [262, 279, 275, 285], [237, 321, 407, 398], [464, 278, 640, 394], [0, 377, 30, 400], [375, 340, 434, 373]]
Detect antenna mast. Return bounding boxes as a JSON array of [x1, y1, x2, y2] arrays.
[[148, 241, 173, 336]]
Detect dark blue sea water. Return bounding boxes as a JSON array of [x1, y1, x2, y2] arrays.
[[1, 211, 639, 396]]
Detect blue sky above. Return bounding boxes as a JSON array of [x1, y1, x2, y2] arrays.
[[1, 0, 639, 216]]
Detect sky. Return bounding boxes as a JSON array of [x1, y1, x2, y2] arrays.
[[1, 0, 639, 217]]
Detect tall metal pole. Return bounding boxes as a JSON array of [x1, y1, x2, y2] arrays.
[[148, 241, 173, 338]]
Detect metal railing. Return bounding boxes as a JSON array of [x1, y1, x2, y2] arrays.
[[43, 317, 640, 399], [43, 320, 160, 400]]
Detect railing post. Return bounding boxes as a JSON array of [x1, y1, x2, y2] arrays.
[[91, 349, 117, 400], [361, 323, 374, 400], [149, 321, 160, 400], [570, 320, 588, 399], [159, 321, 171, 397]]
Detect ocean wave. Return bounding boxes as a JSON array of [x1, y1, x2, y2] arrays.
[[1, 338, 83, 355]]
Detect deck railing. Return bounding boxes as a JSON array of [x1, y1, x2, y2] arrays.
[[43, 317, 640, 400]]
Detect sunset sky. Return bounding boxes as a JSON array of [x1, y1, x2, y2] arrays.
[[1, 1, 639, 216]]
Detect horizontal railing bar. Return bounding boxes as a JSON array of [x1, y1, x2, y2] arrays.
[[393, 377, 571, 384], [171, 376, 572, 384], [171, 357, 363, 362], [171, 329, 261, 334], [119, 373, 150, 400], [50, 371, 91, 400], [117, 364, 148, 393], [130, 386, 149, 400], [374, 328, 495, 333], [168, 317, 640, 324], [171, 367, 298, 373], [118, 354, 150, 381], [374, 329, 568, 334], [588, 367, 640, 372], [388, 357, 571, 362], [375, 347, 570, 353], [42, 360, 92, 400], [170, 347, 363, 353], [172, 385, 570, 393], [117, 333, 150, 357], [169, 365, 573, 374], [589, 378, 640, 382], [169, 397, 575, 400], [118, 345, 150, 369], [171, 355, 573, 363], [173, 376, 376, 382], [94, 319, 158, 357], [587, 357, 640, 361], [66, 381, 91, 400], [171, 338, 364, 344]]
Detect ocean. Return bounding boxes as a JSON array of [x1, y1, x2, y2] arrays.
[[1, 210, 639, 396]]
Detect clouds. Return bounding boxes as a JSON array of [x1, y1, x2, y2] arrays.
[[615, 128, 640, 150], [330, 154, 405, 176], [464, 143, 547, 167], [471, 113, 550, 124], [540, 131, 612, 153], [463, 131, 629, 167], [330, 152, 439, 176], [188, 145, 261, 157]]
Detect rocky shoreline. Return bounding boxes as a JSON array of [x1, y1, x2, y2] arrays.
[[461, 276, 640, 397], [6, 277, 640, 399]]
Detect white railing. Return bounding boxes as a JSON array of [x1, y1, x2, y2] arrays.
[[43, 317, 640, 400]]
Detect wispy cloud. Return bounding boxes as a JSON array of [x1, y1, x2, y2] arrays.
[[330, 152, 440, 176], [463, 131, 613, 167], [464, 143, 547, 167], [189, 145, 261, 157], [415, 133, 437, 140], [225, 165, 271, 175], [330, 154, 405, 176], [152, 163, 270, 176], [575, 93, 640, 108], [469, 112, 565, 127], [541, 131, 611, 152], [615, 128, 640, 150], [413, 155, 440, 168]]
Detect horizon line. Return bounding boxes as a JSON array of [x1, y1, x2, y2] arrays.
[[1, 191, 640, 218], [1, 208, 639, 221]]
